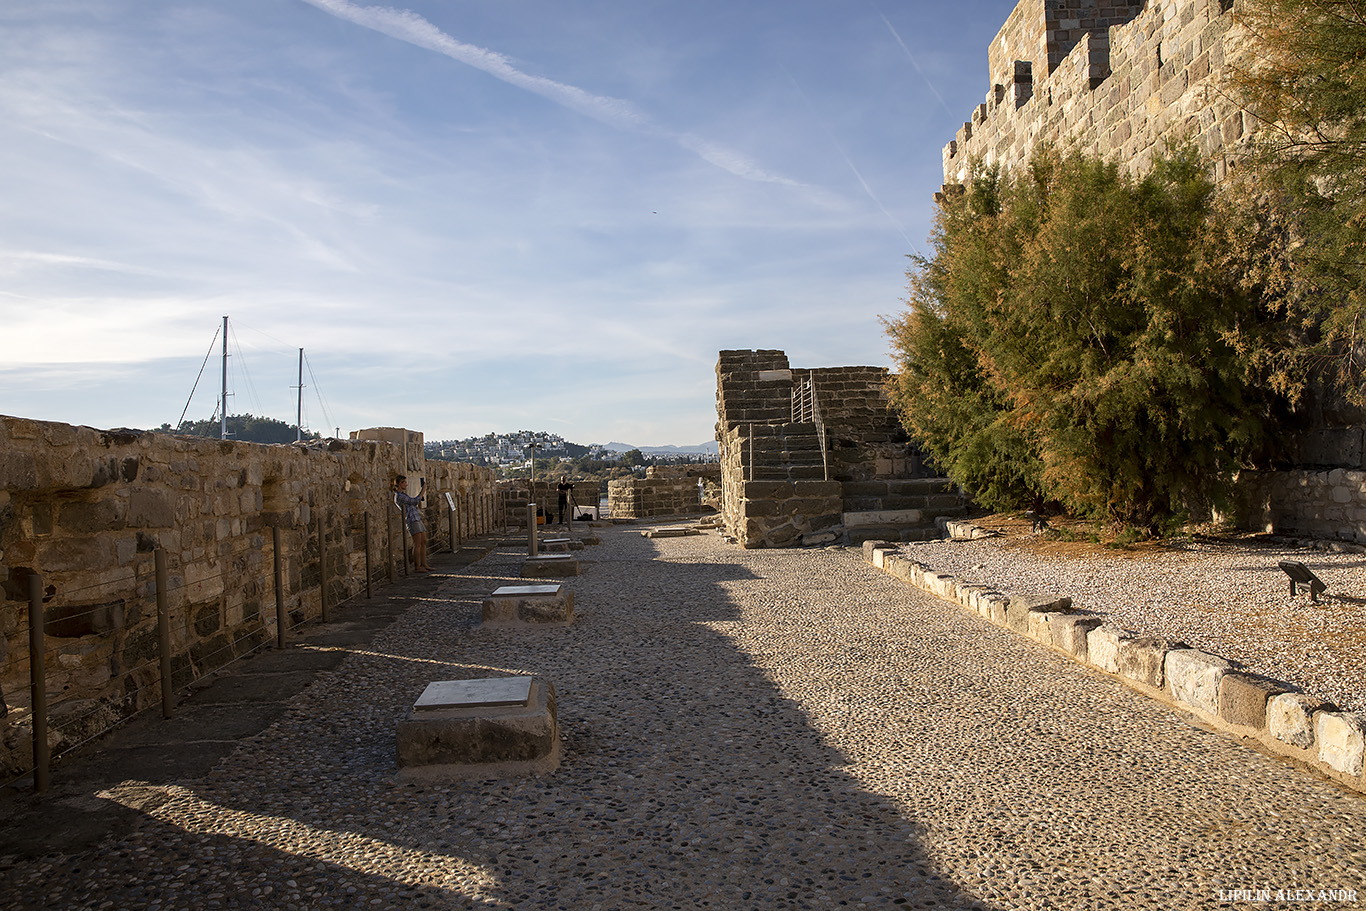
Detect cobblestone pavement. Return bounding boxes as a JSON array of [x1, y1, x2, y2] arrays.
[[3, 525, 1364, 910]]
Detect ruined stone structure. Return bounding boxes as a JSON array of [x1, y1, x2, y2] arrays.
[[0, 415, 497, 779], [944, 0, 1245, 185], [607, 477, 703, 520], [715, 351, 966, 548]]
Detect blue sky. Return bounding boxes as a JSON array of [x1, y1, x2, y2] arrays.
[[1, 0, 1016, 446]]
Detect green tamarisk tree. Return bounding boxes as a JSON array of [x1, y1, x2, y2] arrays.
[[886, 147, 1295, 532]]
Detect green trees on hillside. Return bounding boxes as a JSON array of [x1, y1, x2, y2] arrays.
[[886, 148, 1295, 532], [161, 414, 318, 444]]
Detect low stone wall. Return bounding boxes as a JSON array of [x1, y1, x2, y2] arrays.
[[0, 415, 497, 780], [607, 478, 704, 519], [1232, 469, 1366, 545], [863, 537, 1366, 795]]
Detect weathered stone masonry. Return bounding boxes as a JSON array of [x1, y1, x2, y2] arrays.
[[0, 415, 497, 779], [715, 350, 966, 548], [943, 0, 1246, 185]]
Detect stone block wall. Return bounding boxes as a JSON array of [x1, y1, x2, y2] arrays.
[[944, 0, 1246, 186], [715, 350, 948, 547], [0, 415, 497, 779], [1231, 469, 1366, 545], [718, 421, 843, 547], [715, 350, 793, 431], [792, 366, 933, 482], [607, 478, 704, 519], [500, 480, 600, 526]]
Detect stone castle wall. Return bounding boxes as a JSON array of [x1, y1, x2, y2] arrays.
[[944, 0, 1247, 185], [0, 415, 497, 779]]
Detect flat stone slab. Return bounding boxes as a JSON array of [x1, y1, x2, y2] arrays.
[[641, 527, 701, 539], [521, 555, 579, 578], [415, 677, 533, 710], [483, 583, 574, 625], [397, 677, 559, 780], [541, 537, 586, 552]]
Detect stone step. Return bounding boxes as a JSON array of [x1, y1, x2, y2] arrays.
[[844, 525, 944, 545], [842, 494, 966, 512], [840, 478, 957, 497]]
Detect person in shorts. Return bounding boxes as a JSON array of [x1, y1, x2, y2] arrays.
[[393, 475, 431, 571]]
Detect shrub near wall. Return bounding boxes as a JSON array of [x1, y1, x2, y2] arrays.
[[0, 415, 496, 780]]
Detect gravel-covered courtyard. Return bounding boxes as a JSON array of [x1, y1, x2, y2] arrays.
[[2, 523, 1364, 910], [902, 517, 1366, 714]]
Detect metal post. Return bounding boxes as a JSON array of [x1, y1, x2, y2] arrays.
[[317, 514, 329, 621], [273, 527, 286, 647], [527, 503, 538, 556], [400, 512, 410, 576], [155, 548, 174, 719], [364, 512, 372, 599], [27, 573, 49, 793], [386, 511, 396, 583], [449, 503, 457, 554], [747, 423, 753, 482]]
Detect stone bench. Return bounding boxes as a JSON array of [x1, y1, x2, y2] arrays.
[[482, 584, 574, 626], [522, 554, 579, 577], [396, 676, 559, 780]]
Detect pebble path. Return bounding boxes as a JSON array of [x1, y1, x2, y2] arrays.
[[3, 525, 1364, 910]]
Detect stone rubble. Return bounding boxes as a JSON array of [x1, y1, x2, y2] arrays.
[[3, 524, 1364, 910]]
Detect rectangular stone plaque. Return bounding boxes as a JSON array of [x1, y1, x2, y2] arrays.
[[492, 584, 562, 597], [415, 677, 533, 712]]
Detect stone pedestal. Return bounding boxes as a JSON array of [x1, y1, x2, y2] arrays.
[[482, 584, 574, 626], [396, 676, 559, 780], [541, 537, 585, 552], [521, 554, 579, 577]]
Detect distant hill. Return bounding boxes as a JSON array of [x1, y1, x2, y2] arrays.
[[604, 441, 719, 456]]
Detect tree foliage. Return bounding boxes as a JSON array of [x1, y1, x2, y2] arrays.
[[163, 414, 318, 444], [1225, 0, 1366, 399], [886, 147, 1294, 531]]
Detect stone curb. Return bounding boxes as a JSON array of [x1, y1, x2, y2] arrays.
[[861, 537, 1366, 794]]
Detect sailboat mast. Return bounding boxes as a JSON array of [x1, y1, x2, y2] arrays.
[[220, 315, 229, 440], [297, 348, 304, 442]]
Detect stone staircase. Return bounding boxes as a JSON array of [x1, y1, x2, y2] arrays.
[[746, 423, 826, 481], [839, 478, 968, 545]]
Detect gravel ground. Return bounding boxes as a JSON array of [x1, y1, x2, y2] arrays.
[[901, 524, 1366, 713], [3, 524, 1364, 910]]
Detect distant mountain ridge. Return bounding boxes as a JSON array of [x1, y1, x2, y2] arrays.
[[603, 441, 719, 456]]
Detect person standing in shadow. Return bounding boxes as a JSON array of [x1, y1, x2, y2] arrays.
[[394, 474, 432, 571]]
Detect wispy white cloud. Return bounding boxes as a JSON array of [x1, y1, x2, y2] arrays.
[[297, 0, 805, 188]]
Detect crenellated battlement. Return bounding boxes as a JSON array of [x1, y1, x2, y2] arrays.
[[943, 0, 1248, 187]]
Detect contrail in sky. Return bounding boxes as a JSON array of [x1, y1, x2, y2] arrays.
[[874, 5, 957, 120], [298, 0, 803, 187], [779, 64, 918, 255]]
